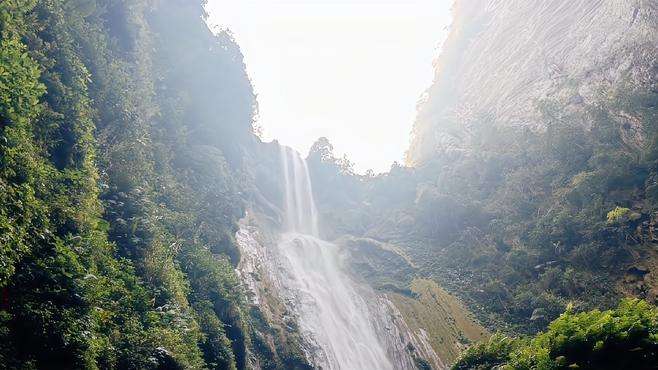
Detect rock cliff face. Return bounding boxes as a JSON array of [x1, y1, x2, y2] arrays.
[[408, 0, 658, 164]]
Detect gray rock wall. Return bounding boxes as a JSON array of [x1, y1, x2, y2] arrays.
[[408, 0, 658, 164]]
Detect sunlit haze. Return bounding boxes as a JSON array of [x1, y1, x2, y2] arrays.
[[206, 0, 452, 173]]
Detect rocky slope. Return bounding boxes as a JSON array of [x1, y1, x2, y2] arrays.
[[408, 0, 658, 164]]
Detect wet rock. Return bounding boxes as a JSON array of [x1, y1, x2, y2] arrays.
[[530, 308, 546, 321], [627, 266, 650, 278]]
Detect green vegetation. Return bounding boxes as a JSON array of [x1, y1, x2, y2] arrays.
[[2, 0, 657, 367], [309, 80, 658, 337], [606, 206, 631, 224], [453, 298, 658, 369], [388, 278, 489, 364], [0, 0, 302, 368]]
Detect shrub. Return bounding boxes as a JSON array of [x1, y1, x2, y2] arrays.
[[453, 299, 658, 370], [606, 206, 631, 224]]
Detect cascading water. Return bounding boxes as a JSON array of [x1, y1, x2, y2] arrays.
[[279, 146, 319, 236], [276, 146, 394, 369], [236, 145, 439, 368]]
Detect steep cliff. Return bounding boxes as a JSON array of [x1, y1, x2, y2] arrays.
[[0, 1, 287, 368], [408, 0, 657, 164], [3, 0, 658, 368], [308, 0, 658, 346]]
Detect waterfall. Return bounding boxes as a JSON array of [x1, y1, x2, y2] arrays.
[[235, 145, 440, 368], [277, 146, 394, 370], [279, 146, 319, 236]]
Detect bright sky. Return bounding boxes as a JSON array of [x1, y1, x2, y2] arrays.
[[205, 0, 452, 173]]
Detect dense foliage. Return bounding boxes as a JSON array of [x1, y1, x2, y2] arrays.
[[2, 0, 656, 368], [453, 298, 658, 369], [310, 81, 658, 335], [0, 0, 305, 368]]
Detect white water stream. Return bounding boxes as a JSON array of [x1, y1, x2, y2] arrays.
[[276, 146, 394, 369], [237, 146, 441, 369]]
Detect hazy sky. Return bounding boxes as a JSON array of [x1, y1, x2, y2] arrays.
[[206, 0, 452, 173]]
